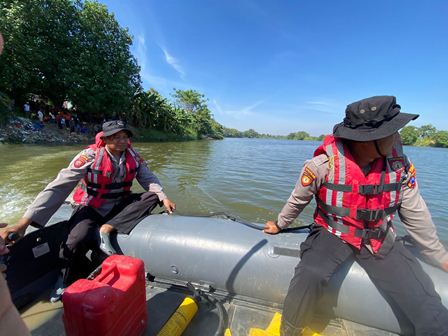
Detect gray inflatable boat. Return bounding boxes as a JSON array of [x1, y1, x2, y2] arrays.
[[115, 212, 448, 335], [8, 204, 448, 335]]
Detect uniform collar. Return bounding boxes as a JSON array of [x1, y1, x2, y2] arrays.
[[105, 147, 126, 165]]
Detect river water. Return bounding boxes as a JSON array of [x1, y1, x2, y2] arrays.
[[0, 138, 447, 242]]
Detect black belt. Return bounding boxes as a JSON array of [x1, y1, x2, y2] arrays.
[[323, 182, 401, 195], [86, 181, 133, 189], [317, 198, 398, 221], [86, 189, 131, 199], [317, 208, 388, 238]]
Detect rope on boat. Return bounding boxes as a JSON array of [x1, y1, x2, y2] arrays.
[[158, 210, 313, 233]]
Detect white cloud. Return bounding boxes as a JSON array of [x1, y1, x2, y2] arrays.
[[133, 33, 185, 93], [161, 47, 186, 80], [301, 99, 340, 114], [212, 98, 342, 135], [135, 34, 148, 71], [212, 99, 264, 118]]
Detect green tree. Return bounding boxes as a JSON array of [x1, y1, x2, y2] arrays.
[[287, 131, 310, 140], [172, 89, 207, 114], [222, 127, 243, 138], [69, 1, 141, 119], [210, 119, 224, 139], [0, 91, 13, 125], [0, 0, 82, 106], [418, 124, 437, 139], [0, 0, 141, 119], [171, 89, 222, 138], [242, 129, 260, 138], [130, 88, 163, 128], [400, 126, 419, 145], [433, 131, 448, 148]]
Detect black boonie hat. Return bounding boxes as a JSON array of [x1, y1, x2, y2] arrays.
[[101, 120, 133, 138], [333, 96, 419, 141]]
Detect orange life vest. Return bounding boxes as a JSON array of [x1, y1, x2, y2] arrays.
[[72, 132, 139, 209], [313, 135, 407, 254]]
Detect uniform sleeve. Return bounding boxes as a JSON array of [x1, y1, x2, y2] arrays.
[[398, 158, 448, 268], [135, 154, 167, 201], [277, 154, 329, 229], [23, 149, 95, 227]]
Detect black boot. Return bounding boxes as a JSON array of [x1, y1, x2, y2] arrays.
[[280, 319, 303, 336]]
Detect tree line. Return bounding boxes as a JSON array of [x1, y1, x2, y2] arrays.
[[223, 125, 448, 148], [223, 127, 324, 141], [400, 125, 448, 148], [0, 0, 223, 139]]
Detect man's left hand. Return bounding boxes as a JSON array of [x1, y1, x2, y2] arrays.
[[0, 223, 9, 256], [162, 198, 176, 214], [263, 220, 282, 235]]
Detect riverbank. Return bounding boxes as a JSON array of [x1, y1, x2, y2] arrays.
[[0, 117, 213, 145], [0, 117, 89, 144]]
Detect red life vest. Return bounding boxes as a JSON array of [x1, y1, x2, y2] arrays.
[[313, 135, 406, 253], [72, 132, 139, 209]]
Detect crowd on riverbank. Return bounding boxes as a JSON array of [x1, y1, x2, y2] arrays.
[[0, 116, 90, 144], [0, 115, 198, 144]]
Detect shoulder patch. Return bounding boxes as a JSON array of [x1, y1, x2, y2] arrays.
[[301, 166, 316, 187], [73, 150, 93, 168], [407, 163, 417, 188]]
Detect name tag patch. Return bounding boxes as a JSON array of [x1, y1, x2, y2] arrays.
[[32, 242, 50, 258], [387, 157, 405, 171]]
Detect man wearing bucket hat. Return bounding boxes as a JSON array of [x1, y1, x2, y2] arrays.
[[264, 96, 448, 335], [1, 120, 176, 300]]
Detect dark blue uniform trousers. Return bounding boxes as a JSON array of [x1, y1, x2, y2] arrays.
[[281, 225, 448, 336], [59, 191, 160, 280]]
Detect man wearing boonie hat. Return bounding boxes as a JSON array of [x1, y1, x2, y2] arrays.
[[264, 96, 448, 335], [1, 120, 176, 301]]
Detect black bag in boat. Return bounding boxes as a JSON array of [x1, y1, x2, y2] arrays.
[[3, 221, 68, 309]]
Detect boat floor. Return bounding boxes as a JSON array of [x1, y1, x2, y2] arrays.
[[22, 280, 399, 336]]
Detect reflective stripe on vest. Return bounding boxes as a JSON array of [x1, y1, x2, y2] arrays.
[[313, 135, 405, 253]]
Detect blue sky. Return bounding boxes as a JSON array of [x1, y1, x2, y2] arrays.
[[99, 0, 448, 135]]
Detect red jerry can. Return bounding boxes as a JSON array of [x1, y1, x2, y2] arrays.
[[62, 255, 147, 336]]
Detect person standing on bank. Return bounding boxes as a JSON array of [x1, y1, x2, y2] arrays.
[[0, 120, 175, 295], [264, 96, 448, 336]]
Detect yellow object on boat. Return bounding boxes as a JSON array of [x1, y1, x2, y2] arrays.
[[156, 296, 198, 336], [265, 312, 282, 335], [248, 312, 281, 336], [248, 312, 320, 336], [302, 327, 321, 336]]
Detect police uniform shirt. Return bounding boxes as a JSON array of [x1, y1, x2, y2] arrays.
[[276, 153, 448, 269], [23, 147, 167, 227]]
